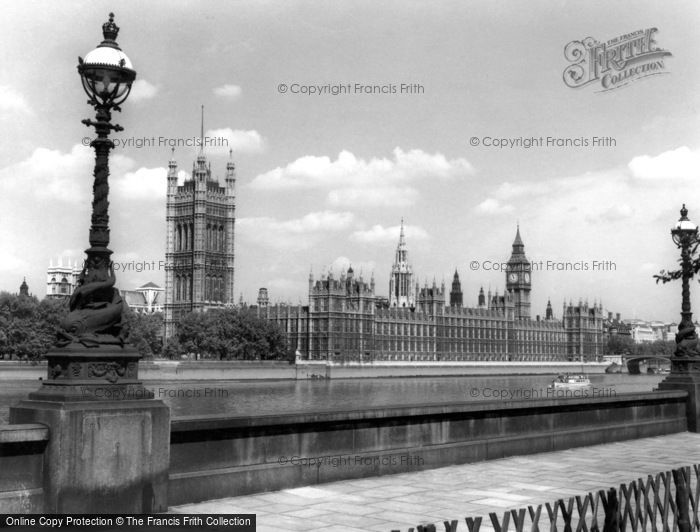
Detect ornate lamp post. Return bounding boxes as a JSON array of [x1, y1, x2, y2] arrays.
[[671, 204, 700, 358], [26, 14, 149, 400], [658, 204, 700, 433], [10, 15, 169, 513]]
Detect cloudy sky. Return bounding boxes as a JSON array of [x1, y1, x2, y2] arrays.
[[1, 0, 699, 322]]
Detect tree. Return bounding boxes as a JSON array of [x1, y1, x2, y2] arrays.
[[175, 308, 292, 361], [0, 292, 68, 361], [124, 309, 163, 357], [177, 311, 215, 359], [162, 337, 185, 360], [605, 334, 634, 356]]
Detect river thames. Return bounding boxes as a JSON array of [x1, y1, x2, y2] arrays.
[[0, 373, 664, 424]]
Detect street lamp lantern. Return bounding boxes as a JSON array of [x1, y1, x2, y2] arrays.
[[671, 204, 698, 248], [78, 13, 136, 108]]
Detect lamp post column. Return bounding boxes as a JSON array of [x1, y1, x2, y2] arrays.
[[658, 204, 700, 432]]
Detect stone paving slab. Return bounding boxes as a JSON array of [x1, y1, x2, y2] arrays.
[[170, 432, 700, 532]]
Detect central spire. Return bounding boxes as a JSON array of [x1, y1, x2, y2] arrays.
[[199, 104, 204, 155], [389, 218, 415, 308], [509, 224, 527, 261], [513, 224, 524, 250]]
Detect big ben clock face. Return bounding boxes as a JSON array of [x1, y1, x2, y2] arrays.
[[508, 273, 517, 282], [524, 273, 530, 283]]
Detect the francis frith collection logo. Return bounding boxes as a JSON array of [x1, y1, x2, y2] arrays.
[[563, 28, 671, 92]]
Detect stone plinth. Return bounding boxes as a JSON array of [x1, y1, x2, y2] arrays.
[[28, 345, 152, 402], [9, 345, 169, 513], [657, 357, 700, 432]]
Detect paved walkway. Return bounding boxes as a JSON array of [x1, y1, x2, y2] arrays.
[[170, 432, 700, 532]]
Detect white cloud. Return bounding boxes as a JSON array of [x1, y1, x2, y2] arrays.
[[0, 144, 134, 204], [628, 146, 700, 181], [328, 186, 418, 208], [205, 127, 265, 155], [0, 85, 32, 114], [349, 223, 428, 245], [590, 204, 634, 222], [0, 252, 28, 273], [475, 198, 514, 215], [213, 84, 242, 99], [328, 256, 376, 277], [480, 148, 700, 227], [129, 80, 159, 102], [250, 148, 474, 208], [238, 211, 354, 249], [113, 167, 167, 200]]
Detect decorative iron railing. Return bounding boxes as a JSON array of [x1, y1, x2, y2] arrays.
[[391, 465, 700, 532]]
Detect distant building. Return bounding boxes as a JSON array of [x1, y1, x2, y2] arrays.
[[46, 257, 81, 299], [257, 287, 269, 308], [625, 319, 655, 343], [620, 318, 674, 344], [19, 278, 29, 297], [163, 144, 236, 338], [259, 226, 604, 362], [603, 312, 631, 338], [46, 258, 163, 314], [122, 282, 164, 314], [449, 270, 463, 307]]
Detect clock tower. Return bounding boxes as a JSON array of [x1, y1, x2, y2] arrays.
[[505, 226, 531, 320]]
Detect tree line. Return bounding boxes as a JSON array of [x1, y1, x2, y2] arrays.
[[0, 290, 673, 363], [605, 333, 675, 359], [0, 292, 291, 362]]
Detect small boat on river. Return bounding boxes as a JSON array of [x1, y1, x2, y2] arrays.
[[549, 373, 591, 390]]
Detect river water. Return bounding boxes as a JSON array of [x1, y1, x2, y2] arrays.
[[0, 373, 665, 423]]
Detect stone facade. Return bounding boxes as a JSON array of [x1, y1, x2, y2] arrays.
[[46, 258, 82, 299], [260, 227, 604, 362], [121, 282, 164, 314], [164, 149, 236, 338]]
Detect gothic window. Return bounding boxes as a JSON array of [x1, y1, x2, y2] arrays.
[[218, 226, 224, 251], [175, 276, 181, 301], [176, 224, 181, 251], [206, 224, 211, 250]]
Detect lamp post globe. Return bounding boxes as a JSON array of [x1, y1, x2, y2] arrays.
[[672, 204, 699, 248], [78, 12, 136, 109]]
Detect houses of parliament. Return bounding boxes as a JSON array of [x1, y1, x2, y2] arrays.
[[258, 222, 604, 362], [158, 138, 603, 361]]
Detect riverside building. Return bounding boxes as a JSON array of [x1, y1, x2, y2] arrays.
[[258, 225, 604, 362]]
